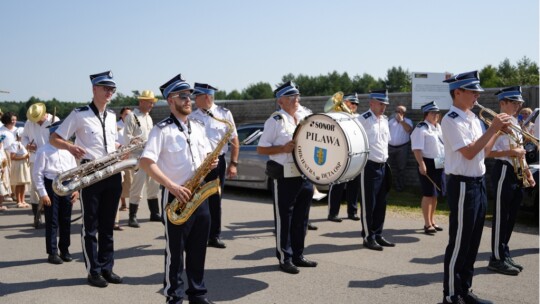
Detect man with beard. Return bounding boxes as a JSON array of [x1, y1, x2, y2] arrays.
[[140, 74, 217, 304]]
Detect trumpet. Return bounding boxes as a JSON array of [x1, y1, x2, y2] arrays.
[[475, 102, 539, 147], [324, 92, 353, 114], [475, 102, 532, 188]]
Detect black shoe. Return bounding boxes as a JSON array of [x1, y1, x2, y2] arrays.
[[505, 257, 523, 272], [375, 236, 395, 247], [59, 252, 73, 262], [279, 262, 299, 274], [149, 213, 162, 222], [487, 259, 519, 276], [292, 256, 318, 267], [128, 215, 140, 228], [307, 223, 318, 230], [363, 239, 383, 251], [433, 224, 444, 231], [424, 225, 437, 234], [208, 238, 226, 248], [443, 295, 466, 304], [348, 214, 360, 221], [327, 215, 342, 222], [87, 274, 108, 288], [34, 215, 43, 229], [47, 254, 63, 265], [102, 271, 123, 284], [189, 298, 214, 304], [464, 290, 493, 304]]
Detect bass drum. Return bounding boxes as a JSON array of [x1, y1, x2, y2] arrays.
[[293, 112, 369, 185]]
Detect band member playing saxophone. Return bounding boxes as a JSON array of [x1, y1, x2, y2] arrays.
[[139, 74, 217, 304], [50, 71, 123, 288]]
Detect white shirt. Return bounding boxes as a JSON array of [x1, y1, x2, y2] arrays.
[[441, 105, 485, 177], [189, 104, 238, 155], [32, 143, 77, 197], [357, 109, 390, 163], [0, 126, 16, 152], [258, 109, 307, 165], [22, 114, 59, 163], [116, 120, 126, 146], [141, 116, 211, 186], [123, 108, 154, 144], [492, 117, 522, 167], [55, 104, 118, 160], [388, 116, 413, 146], [410, 120, 444, 159]]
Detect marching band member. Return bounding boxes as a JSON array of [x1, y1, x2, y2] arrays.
[[189, 82, 239, 249], [410, 101, 445, 234], [140, 74, 216, 304], [387, 105, 413, 192], [487, 86, 535, 276], [50, 70, 123, 288], [441, 71, 511, 304], [357, 89, 394, 251], [327, 93, 361, 223], [33, 120, 78, 265], [123, 90, 160, 227], [257, 81, 317, 274]]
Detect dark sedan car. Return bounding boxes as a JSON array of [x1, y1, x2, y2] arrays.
[[225, 123, 270, 191]]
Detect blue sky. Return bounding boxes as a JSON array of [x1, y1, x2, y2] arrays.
[[1, 0, 538, 103]]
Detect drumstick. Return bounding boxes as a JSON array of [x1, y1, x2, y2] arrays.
[[424, 174, 441, 192]]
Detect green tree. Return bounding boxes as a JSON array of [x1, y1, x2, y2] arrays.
[[515, 56, 539, 85], [226, 90, 242, 100], [385, 66, 411, 92], [497, 58, 516, 86], [242, 82, 273, 99], [479, 65, 500, 88]]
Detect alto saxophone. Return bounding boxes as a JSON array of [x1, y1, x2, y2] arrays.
[[53, 139, 146, 196], [166, 110, 233, 225]]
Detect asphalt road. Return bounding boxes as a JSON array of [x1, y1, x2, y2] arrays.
[[0, 188, 538, 304]]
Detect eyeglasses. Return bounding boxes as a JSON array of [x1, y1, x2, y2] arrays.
[[170, 93, 192, 101], [287, 95, 301, 101], [102, 86, 116, 93]]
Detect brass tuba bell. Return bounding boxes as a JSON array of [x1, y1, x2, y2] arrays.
[[324, 91, 353, 114]]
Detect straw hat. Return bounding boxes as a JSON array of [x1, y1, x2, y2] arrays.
[[138, 90, 158, 102], [27, 103, 47, 123]]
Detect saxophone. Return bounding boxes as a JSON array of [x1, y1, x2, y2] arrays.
[[166, 110, 234, 225], [52, 139, 146, 196]]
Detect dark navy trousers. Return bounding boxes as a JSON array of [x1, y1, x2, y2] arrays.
[[80, 173, 122, 276], [490, 160, 522, 261], [360, 161, 390, 240], [271, 176, 313, 264], [443, 175, 486, 300], [162, 188, 210, 304], [205, 154, 226, 240], [43, 178, 73, 255], [328, 174, 361, 217]]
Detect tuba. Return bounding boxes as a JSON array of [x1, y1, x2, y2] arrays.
[[53, 139, 146, 196], [165, 110, 234, 225], [324, 91, 353, 114]]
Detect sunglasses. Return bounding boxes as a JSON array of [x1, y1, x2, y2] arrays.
[[170, 93, 193, 101], [102, 86, 116, 93]]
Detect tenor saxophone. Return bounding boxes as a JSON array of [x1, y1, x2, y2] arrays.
[[52, 139, 146, 196], [166, 110, 233, 225]]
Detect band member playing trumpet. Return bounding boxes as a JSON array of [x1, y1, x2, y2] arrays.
[[50, 71, 123, 288], [139, 74, 217, 304], [441, 71, 511, 304], [257, 81, 317, 274], [487, 86, 535, 276]]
